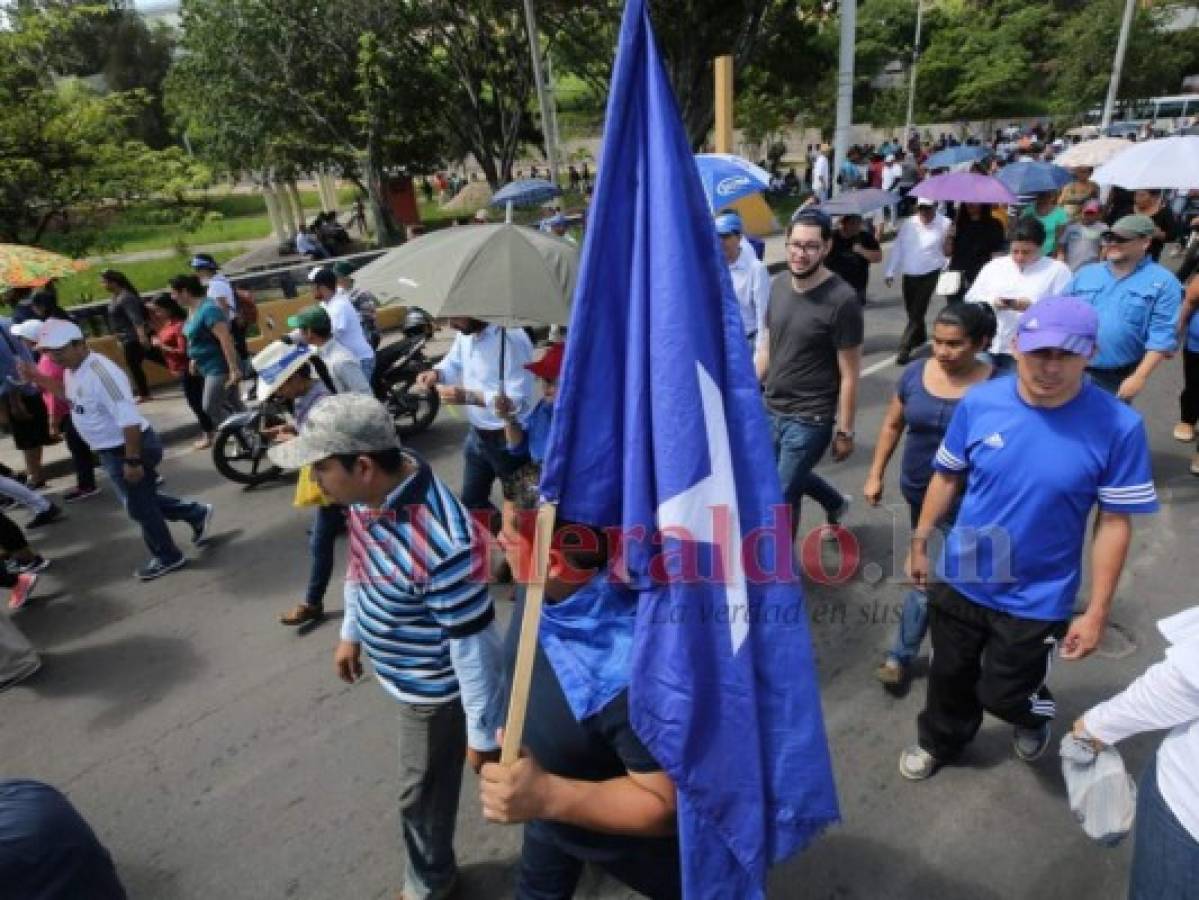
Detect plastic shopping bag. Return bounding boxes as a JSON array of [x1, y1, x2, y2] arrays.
[[293, 464, 329, 508], [1059, 733, 1137, 847]]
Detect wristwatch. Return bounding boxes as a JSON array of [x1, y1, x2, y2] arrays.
[[835, 430, 854, 440]]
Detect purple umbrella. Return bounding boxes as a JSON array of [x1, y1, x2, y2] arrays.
[[909, 172, 1017, 205]]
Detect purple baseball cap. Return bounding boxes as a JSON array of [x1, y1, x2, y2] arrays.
[[1016, 295, 1098, 357]]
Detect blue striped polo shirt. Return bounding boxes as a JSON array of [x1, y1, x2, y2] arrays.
[[932, 377, 1157, 622], [341, 452, 493, 704]]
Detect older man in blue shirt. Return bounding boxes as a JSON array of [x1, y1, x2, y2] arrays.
[[1066, 214, 1183, 401]]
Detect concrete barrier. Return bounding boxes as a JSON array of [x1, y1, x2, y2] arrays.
[[84, 292, 408, 388]]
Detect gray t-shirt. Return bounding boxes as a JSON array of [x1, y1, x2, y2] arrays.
[[1059, 221, 1104, 272], [764, 272, 864, 420]]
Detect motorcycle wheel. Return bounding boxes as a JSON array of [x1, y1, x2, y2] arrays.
[[212, 424, 283, 486], [387, 381, 440, 437]]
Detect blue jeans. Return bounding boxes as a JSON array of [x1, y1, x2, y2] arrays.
[[888, 496, 958, 666], [461, 427, 525, 516], [770, 413, 844, 530], [1129, 753, 1199, 899], [98, 429, 207, 565], [305, 504, 346, 607]]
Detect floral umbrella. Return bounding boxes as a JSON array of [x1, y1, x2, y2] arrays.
[[0, 244, 89, 291]]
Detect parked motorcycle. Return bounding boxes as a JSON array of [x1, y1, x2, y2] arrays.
[[371, 307, 440, 437]]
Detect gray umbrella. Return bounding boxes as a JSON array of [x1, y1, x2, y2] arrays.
[[352, 222, 579, 384], [352, 222, 578, 325]]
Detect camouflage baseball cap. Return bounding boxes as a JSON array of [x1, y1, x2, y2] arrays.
[[268, 393, 401, 470]]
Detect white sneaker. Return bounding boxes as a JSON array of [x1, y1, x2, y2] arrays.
[[899, 745, 938, 781]]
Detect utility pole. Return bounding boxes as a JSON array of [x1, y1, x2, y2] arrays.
[[1100, 0, 1137, 130], [903, 0, 924, 141], [522, 0, 560, 186], [832, 0, 857, 197]]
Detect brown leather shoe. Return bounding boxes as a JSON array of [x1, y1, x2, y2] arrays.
[[280, 604, 323, 626]]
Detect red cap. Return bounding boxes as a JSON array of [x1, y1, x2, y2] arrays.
[[525, 342, 564, 380]]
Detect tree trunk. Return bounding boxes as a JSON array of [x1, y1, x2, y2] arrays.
[[366, 140, 402, 247]]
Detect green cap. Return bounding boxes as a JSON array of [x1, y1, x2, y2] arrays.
[[331, 261, 354, 278], [1109, 214, 1156, 239], [286, 304, 331, 330], [268, 393, 401, 470]]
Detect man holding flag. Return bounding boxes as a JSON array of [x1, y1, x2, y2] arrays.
[[477, 0, 839, 897]]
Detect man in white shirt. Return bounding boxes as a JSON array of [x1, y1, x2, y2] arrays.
[[21, 320, 214, 581], [966, 218, 1071, 371], [811, 145, 831, 202], [715, 213, 771, 345], [885, 198, 953, 364], [881, 154, 903, 232], [309, 268, 376, 381], [415, 319, 535, 519], [287, 305, 372, 395]]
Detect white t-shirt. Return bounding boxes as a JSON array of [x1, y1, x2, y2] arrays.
[[882, 162, 903, 192], [965, 255, 1072, 356], [812, 155, 830, 194], [322, 289, 375, 362], [65, 352, 149, 450], [205, 273, 236, 318]]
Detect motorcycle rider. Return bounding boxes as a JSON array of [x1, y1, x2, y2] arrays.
[[287, 305, 371, 395]]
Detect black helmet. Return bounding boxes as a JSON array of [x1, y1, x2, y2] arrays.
[[403, 307, 434, 337]]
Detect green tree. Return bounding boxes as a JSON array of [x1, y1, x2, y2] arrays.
[[0, 5, 207, 249]]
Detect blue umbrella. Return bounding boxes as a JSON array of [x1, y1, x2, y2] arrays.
[[924, 145, 991, 170], [818, 188, 900, 216], [996, 161, 1073, 195], [694, 153, 772, 211], [491, 178, 562, 221]]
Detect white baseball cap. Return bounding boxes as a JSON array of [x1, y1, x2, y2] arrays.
[[35, 318, 84, 350], [10, 321, 44, 342]]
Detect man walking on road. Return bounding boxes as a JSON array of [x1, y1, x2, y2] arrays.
[[886, 198, 952, 364], [716, 212, 771, 345], [756, 208, 862, 540], [287, 305, 371, 395], [309, 268, 376, 382], [1065, 214, 1183, 400], [22, 320, 214, 581], [899, 296, 1158, 781], [416, 319, 534, 525], [269, 394, 505, 900]]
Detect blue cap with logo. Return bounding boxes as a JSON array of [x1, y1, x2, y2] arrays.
[[1016, 295, 1098, 357], [714, 212, 743, 235]]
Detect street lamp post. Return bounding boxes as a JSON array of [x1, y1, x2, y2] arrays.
[[1100, 0, 1137, 130], [832, 0, 857, 198], [903, 0, 924, 141], [522, 0, 561, 187]]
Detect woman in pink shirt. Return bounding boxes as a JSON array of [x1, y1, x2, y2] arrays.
[[10, 321, 98, 503]]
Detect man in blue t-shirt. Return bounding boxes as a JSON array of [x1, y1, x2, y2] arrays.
[[899, 295, 1159, 781]]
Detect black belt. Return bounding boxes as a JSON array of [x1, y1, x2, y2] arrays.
[[472, 426, 507, 444]]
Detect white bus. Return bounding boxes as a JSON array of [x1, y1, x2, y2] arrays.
[[1084, 94, 1199, 131]]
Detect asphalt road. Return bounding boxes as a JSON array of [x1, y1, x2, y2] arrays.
[[2, 265, 1196, 900]]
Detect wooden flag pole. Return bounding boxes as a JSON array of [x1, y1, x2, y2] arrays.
[[501, 501, 558, 765]]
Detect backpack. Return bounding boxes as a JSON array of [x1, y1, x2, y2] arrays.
[[233, 287, 258, 327]]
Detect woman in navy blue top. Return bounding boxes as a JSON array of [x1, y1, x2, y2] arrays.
[[864, 303, 997, 689]]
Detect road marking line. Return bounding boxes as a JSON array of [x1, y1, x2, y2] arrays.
[[861, 342, 928, 378]]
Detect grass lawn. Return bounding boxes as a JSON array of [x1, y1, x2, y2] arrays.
[[54, 248, 245, 307]]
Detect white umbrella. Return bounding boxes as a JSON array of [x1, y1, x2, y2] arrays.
[[1091, 136, 1199, 189], [1054, 137, 1135, 169]]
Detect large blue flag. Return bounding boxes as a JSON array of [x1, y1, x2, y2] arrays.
[[538, 0, 839, 896]]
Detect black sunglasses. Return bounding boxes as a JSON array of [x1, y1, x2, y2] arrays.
[[1100, 233, 1133, 244]]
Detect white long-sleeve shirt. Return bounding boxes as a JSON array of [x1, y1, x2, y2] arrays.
[[884, 213, 951, 279], [728, 245, 771, 338], [322, 289, 375, 363], [966, 255, 1072, 356], [1083, 607, 1199, 843], [435, 324, 535, 430]]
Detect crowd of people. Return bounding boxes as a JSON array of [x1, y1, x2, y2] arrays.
[[2, 143, 1198, 898]]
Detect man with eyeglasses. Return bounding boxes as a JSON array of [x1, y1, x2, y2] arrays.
[[1065, 214, 1182, 400], [755, 209, 863, 542]]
